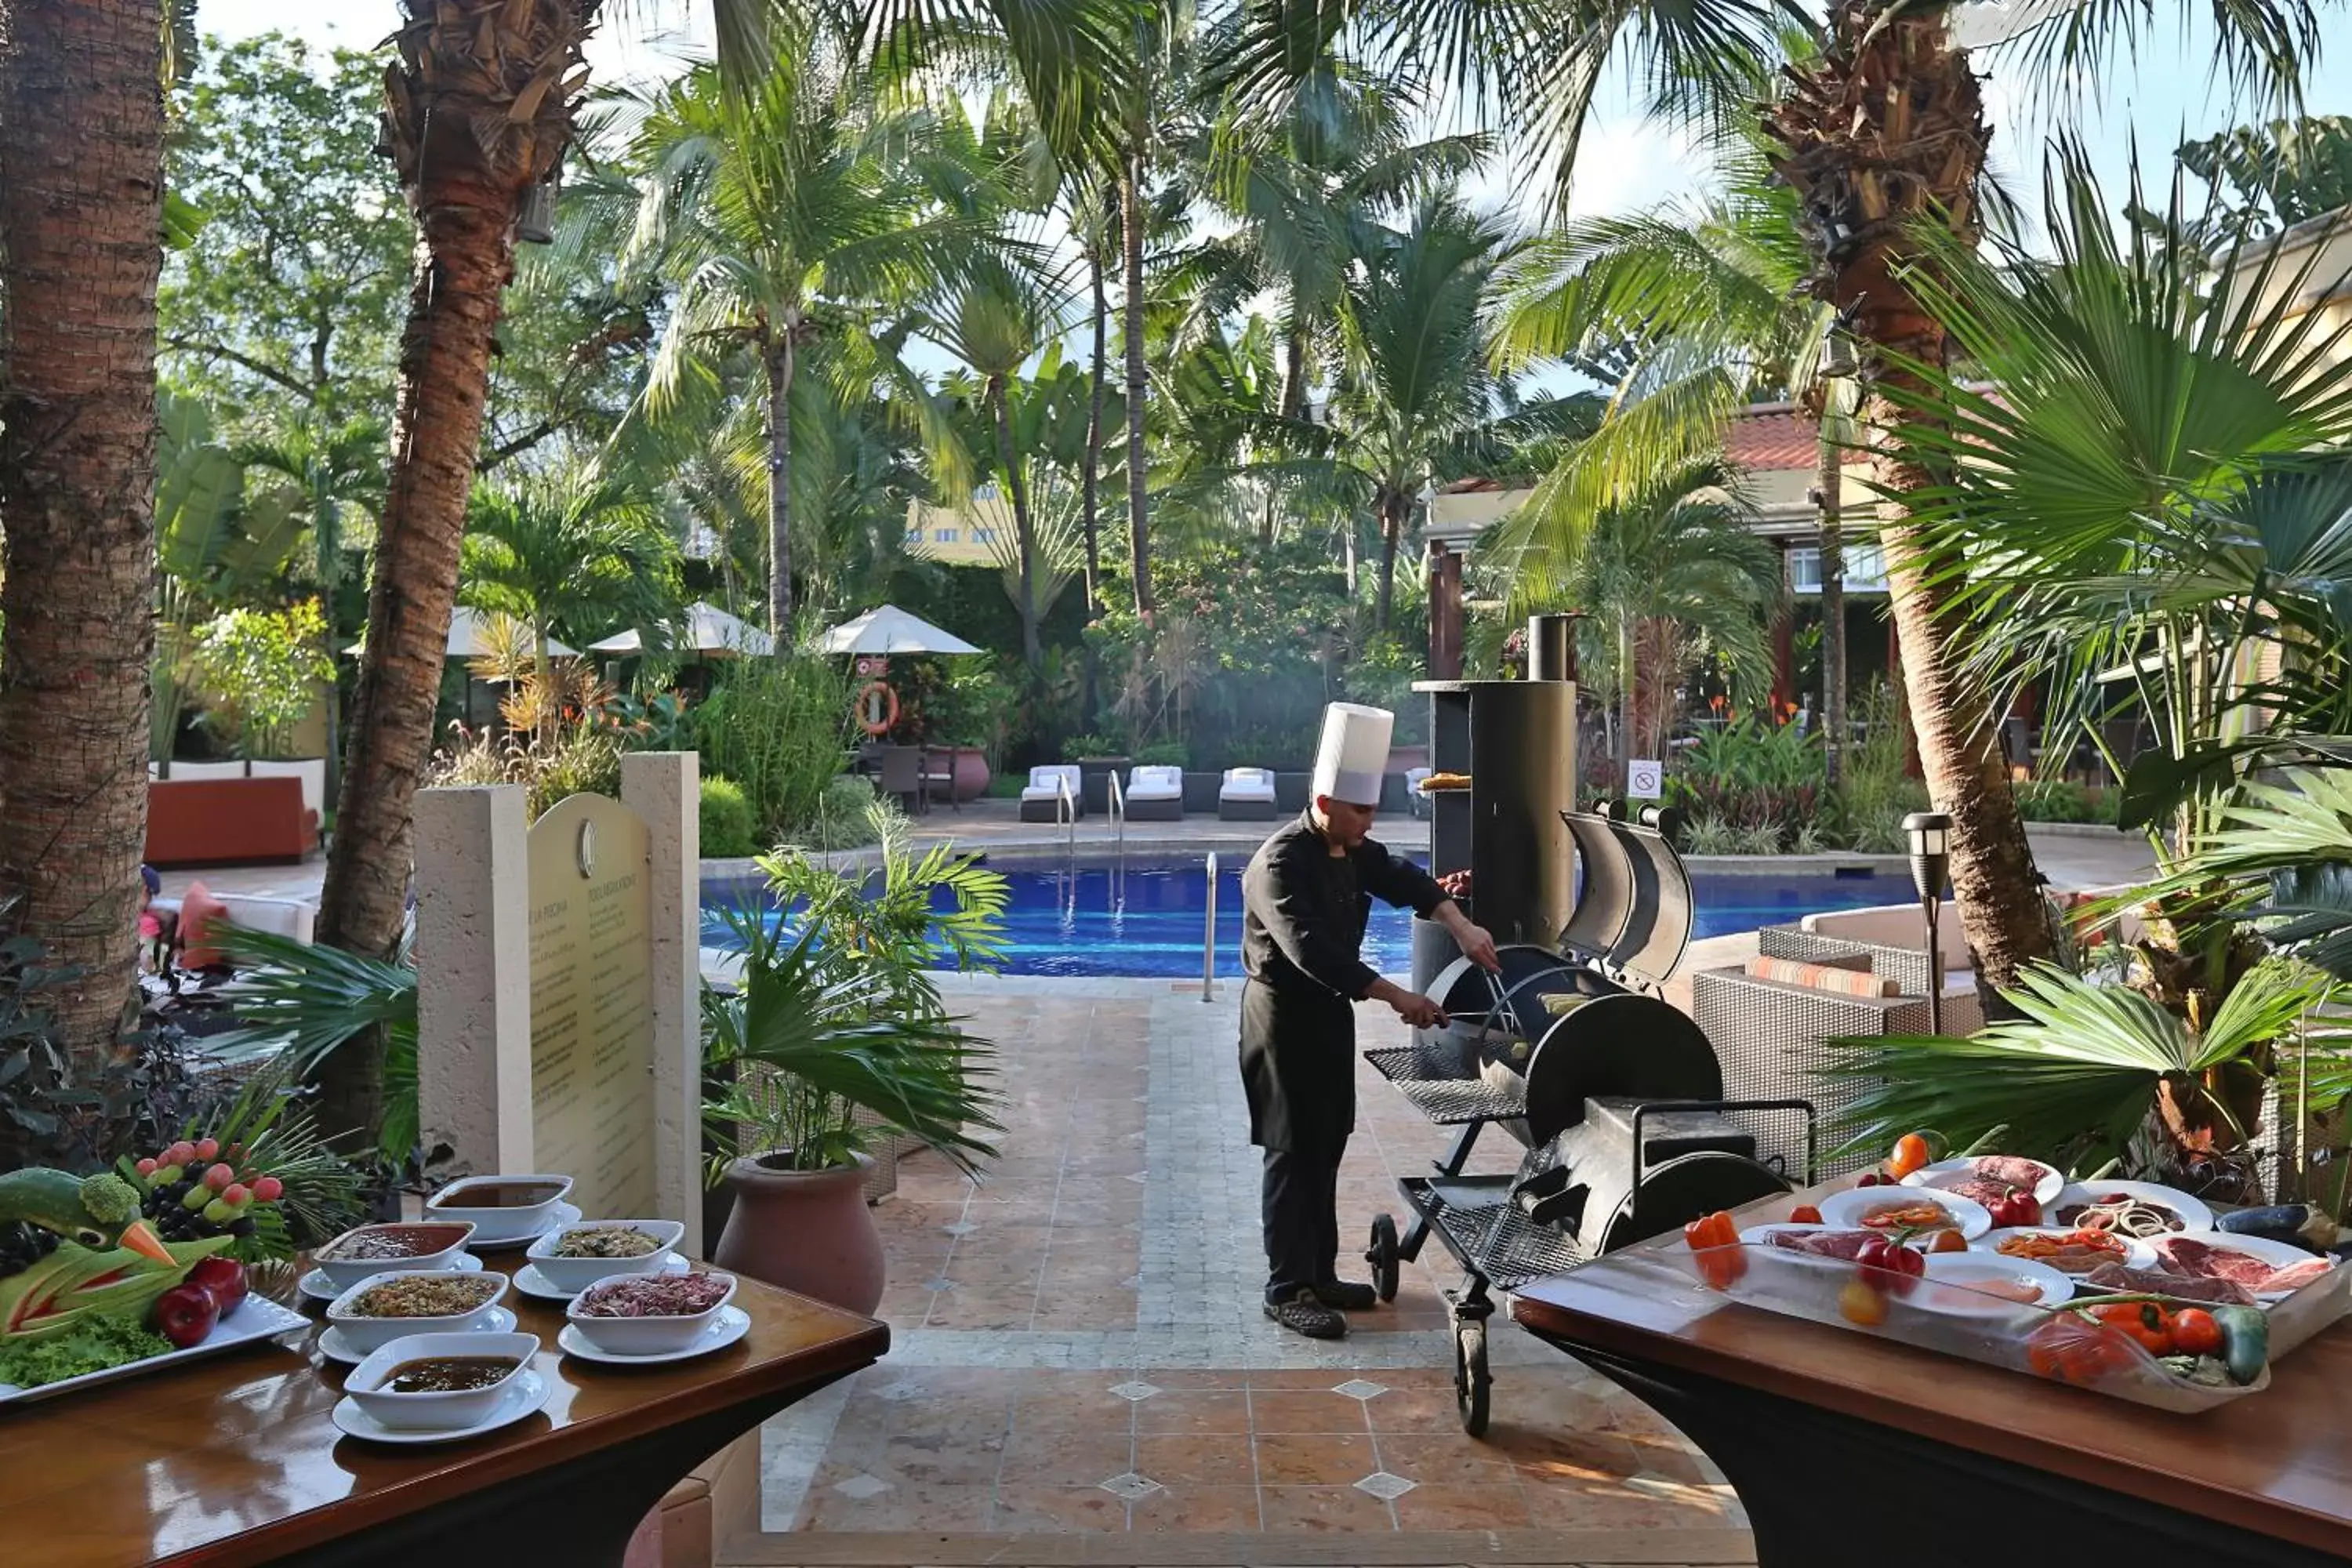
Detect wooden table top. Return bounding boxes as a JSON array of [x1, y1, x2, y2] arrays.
[[1512, 1185, 2352, 1557], [0, 1254, 889, 1568]]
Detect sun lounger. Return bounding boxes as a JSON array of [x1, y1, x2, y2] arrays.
[[1018, 764, 1084, 823], [1218, 767, 1278, 821], [1125, 764, 1184, 822]]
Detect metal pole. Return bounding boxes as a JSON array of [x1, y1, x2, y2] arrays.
[[1202, 851, 1219, 1001], [1062, 778, 1076, 858], [1924, 896, 1944, 1036]]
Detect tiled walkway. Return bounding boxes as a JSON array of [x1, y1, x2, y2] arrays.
[[746, 978, 1755, 1566]]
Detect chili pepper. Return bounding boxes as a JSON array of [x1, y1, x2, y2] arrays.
[[1888, 1132, 1933, 1178], [1683, 1210, 1745, 1289], [2090, 1301, 2175, 1355], [1788, 1204, 1824, 1225], [2169, 1308, 2223, 1358]]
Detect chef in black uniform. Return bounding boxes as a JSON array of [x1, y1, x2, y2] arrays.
[[1240, 702, 1499, 1339]]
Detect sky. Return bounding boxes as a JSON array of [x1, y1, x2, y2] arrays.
[[194, 0, 2350, 231]]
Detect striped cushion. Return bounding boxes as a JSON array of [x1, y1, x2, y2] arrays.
[[1744, 953, 1896, 999]]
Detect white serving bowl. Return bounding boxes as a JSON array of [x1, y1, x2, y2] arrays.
[[1973, 1225, 2158, 1273], [1916, 1253, 2074, 1318], [312, 1221, 478, 1292], [2049, 1178, 2215, 1235], [344, 1330, 540, 1432], [565, 1272, 739, 1356], [524, 1219, 685, 1294], [425, 1174, 576, 1243], [325, 1269, 513, 1356], [1817, 1185, 1992, 1240]]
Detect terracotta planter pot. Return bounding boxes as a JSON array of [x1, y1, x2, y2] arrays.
[[710, 1152, 887, 1315], [949, 746, 990, 804]]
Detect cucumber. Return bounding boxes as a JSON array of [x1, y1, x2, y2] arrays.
[[2213, 1304, 2269, 1386]]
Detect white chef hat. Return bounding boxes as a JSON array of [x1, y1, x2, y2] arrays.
[[1312, 702, 1394, 808]]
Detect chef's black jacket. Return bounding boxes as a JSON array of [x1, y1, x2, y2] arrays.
[[1239, 811, 1448, 1157]]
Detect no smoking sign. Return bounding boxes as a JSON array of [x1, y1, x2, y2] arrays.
[[1627, 759, 1664, 799]]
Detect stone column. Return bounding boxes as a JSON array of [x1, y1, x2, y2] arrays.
[[414, 784, 535, 1175], [622, 750, 703, 1256]]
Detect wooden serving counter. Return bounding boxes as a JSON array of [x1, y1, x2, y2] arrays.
[[1512, 1185, 2352, 1567], [0, 1254, 887, 1568]]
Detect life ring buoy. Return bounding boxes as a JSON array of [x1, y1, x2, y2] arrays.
[[857, 680, 900, 736]]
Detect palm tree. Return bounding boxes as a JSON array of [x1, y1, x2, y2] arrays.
[[1491, 455, 1780, 763], [459, 474, 677, 739], [1208, 0, 2341, 996], [624, 43, 996, 635], [0, 1, 167, 1079]]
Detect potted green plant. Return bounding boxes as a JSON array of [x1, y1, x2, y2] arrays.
[[700, 804, 1005, 1312]]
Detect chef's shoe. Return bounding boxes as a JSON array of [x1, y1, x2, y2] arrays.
[[1312, 1278, 1378, 1311], [1264, 1288, 1347, 1338]]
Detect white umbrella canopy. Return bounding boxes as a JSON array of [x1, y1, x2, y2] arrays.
[[815, 603, 982, 656], [587, 601, 775, 657], [342, 605, 578, 659]]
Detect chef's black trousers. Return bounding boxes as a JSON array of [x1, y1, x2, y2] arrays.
[[1262, 1144, 1345, 1302]]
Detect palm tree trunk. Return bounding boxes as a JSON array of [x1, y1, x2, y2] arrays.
[[1120, 150, 1154, 618], [1374, 491, 1404, 631], [994, 380, 1044, 670], [316, 198, 518, 1139], [1817, 419, 1846, 784], [1279, 315, 1308, 423], [0, 0, 164, 1078], [1769, 0, 2053, 997], [1082, 249, 1108, 618], [764, 335, 796, 637]]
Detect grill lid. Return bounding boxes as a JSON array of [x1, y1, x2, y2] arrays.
[[1602, 818, 1696, 985], [1558, 812, 1634, 959]]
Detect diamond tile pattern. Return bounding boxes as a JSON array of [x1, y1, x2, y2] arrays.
[[1108, 1381, 1161, 1402], [1098, 1472, 1163, 1500], [1353, 1471, 1417, 1500], [1331, 1378, 1389, 1400]]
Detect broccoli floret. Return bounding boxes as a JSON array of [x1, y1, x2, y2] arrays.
[[79, 1173, 141, 1227]]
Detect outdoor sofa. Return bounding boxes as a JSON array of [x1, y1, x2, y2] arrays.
[[145, 776, 318, 869], [1124, 764, 1185, 821], [1218, 767, 1278, 821], [1018, 764, 1084, 823]]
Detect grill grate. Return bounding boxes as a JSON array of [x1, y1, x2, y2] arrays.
[[1399, 1175, 1587, 1290], [1366, 1046, 1527, 1126]]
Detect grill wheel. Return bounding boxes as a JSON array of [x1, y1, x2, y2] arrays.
[[1367, 1214, 1400, 1303], [1454, 1321, 1490, 1436]]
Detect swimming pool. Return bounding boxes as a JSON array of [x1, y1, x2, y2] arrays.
[[702, 855, 1909, 979]]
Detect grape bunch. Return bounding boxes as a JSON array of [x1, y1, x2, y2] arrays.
[[132, 1137, 285, 1245], [0, 1219, 63, 1277]]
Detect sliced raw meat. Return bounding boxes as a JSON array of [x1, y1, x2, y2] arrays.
[[1944, 1176, 2024, 1208], [1971, 1156, 2050, 1191], [1768, 1229, 1876, 1259], [2158, 1236, 2337, 1293], [2082, 1262, 2256, 1306], [2258, 1258, 2333, 1293]]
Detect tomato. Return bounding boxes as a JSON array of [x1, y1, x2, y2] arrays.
[[2171, 1308, 2224, 1357], [1853, 1171, 1888, 1187], [1838, 1277, 1889, 1326], [1788, 1204, 1824, 1225], [2091, 1301, 2176, 1356], [2025, 1315, 2136, 1386], [1928, 1227, 1967, 1254], [1889, 1132, 1933, 1178]]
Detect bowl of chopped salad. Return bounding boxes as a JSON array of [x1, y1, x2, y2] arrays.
[[523, 1219, 684, 1294]]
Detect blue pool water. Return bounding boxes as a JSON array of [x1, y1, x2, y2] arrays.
[[702, 855, 1907, 979]]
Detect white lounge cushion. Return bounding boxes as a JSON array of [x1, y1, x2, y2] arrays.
[[1220, 767, 1276, 803], [1127, 765, 1183, 801], [1022, 764, 1081, 802], [249, 758, 328, 819], [160, 760, 248, 782]]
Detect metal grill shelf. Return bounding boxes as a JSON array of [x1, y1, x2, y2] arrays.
[[1364, 1047, 1526, 1126], [1399, 1176, 1586, 1291]]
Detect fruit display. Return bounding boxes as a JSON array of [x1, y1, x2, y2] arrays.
[[126, 1137, 290, 1250]]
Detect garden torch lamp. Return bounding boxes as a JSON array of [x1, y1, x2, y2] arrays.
[[1904, 811, 1952, 1034]]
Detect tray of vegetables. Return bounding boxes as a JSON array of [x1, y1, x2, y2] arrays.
[[0, 1105, 356, 1404], [1651, 1134, 2351, 1414]]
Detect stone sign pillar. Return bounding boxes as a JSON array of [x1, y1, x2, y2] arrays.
[[415, 753, 703, 1250]]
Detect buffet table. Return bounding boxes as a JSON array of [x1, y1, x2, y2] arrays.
[[0, 1254, 888, 1568], [1512, 1185, 2352, 1568]]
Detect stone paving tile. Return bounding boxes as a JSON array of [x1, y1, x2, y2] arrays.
[[763, 980, 1745, 1547]]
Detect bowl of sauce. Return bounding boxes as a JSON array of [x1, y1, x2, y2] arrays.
[[426, 1174, 575, 1243], [346, 1331, 542, 1431], [313, 1221, 477, 1290]]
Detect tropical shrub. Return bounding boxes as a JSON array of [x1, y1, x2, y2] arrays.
[[1672, 716, 1824, 838], [2016, 779, 2108, 824], [189, 599, 334, 758], [1133, 739, 1190, 768], [690, 656, 851, 837], [700, 776, 759, 858], [793, 775, 895, 851]]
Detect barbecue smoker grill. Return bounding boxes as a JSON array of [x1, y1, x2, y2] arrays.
[[1367, 621, 1814, 1436]]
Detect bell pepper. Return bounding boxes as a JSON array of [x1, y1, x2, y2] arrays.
[[2025, 1313, 2135, 1387], [1838, 1276, 1889, 1326], [1788, 1203, 1824, 1225], [1855, 1236, 1924, 1298], [1888, 1132, 1933, 1178], [1682, 1210, 1745, 1289], [1927, 1227, 1967, 1254], [2089, 1301, 2175, 1355], [1987, 1190, 2043, 1229]]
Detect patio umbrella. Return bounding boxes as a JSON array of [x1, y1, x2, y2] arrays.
[[815, 603, 982, 656], [587, 601, 775, 658], [341, 605, 579, 660]]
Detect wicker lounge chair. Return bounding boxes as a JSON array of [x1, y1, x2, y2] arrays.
[[1125, 764, 1184, 821], [1018, 764, 1083, 823], [1218, 767, 1278, 821]]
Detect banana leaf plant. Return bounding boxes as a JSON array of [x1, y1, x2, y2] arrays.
[[1822, 956, 2345, 1202]]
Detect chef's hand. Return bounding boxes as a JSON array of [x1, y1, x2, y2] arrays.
[[1439, 904, 1501, 973], [1368, 978, 1447, 1029], [1437, 869, 1473, 899]]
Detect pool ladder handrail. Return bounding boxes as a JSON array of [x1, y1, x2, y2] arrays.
[[1201, 851, 1218, 1002], [1058, 775, 1077, 858], [1108, 770, 1126, 858]]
